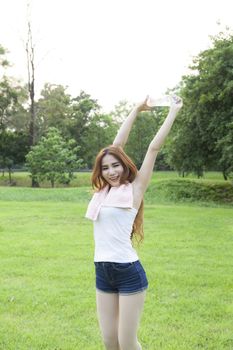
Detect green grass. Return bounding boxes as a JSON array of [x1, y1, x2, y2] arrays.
[[0, 186, 233, 349], [0, 179, 232, 207], [0, 171, 92, 188], [1, 171, 232, 206], [0, 170, 229, 188]]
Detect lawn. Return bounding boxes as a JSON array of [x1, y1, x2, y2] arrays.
[[0, 170, 229, 188], [0, 186, 233, 349]]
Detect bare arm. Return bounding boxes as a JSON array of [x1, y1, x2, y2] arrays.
[[135, 97, 183, 193], [112, 97, 150, 148], [149, 97, 182, 151]]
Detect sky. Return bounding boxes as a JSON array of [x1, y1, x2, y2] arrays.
[[1, 0, 233, 112]]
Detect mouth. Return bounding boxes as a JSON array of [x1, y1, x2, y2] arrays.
[[109, 176, 119, 182]]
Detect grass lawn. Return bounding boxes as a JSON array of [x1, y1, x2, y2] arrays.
[[0, 171, 230, 188], [0, 187, 233, 349]]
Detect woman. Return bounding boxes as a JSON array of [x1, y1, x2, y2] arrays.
[[85, 96, 183, 350]]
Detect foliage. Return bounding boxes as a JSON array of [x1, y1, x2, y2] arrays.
[[0, 45, 28, 132], [36, 83, 71, 138], [81, 113, 118, 167], [25, 127, 83, 187], [166, 30, 233, 178], [0, 45, 9, 69], [110, 99, 132, 124], [0, 77, 28, 132], [146, 178, 233, 204], [0, 131, 29, 183], [1, 29, 233, 177], [126, 108, 169, 169], [66, 91, 117, 168]]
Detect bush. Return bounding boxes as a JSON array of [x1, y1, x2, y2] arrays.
[[146, 179, 233, 204]]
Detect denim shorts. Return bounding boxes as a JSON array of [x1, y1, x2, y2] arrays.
[[94, 260, 148, 295]]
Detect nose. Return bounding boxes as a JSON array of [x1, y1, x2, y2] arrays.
[[108, 166, 115, 175]]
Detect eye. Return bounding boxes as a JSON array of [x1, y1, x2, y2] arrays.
[[113, 163, 120, 167], [102, 166, 108, 171]]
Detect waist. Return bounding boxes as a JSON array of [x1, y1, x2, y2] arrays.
[[94, 243, 139, 262]]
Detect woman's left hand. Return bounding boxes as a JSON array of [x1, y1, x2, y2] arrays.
[[170, 95, 183, 111]]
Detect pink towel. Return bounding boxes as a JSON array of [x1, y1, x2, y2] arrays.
[[85, 183, 134, 221]]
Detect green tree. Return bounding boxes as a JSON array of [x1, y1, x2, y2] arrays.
[[67, 90, 100, 140], [165, 90, 207, 177], [36, 83, 71, 138], [26, 127, 83, 187], [0, 44, 28, 131], [166, 29, 233, 178], [82, 113, 117, 168], [0, 45, 29, 182], [0, 131, 29, 182], [0, 44, 29, 132], [0, 76, 28, 132], [110, 100, 132, 124], [66, 90, 103, 166], [0, 45, 9, 68], [125, 108, 169, 169]]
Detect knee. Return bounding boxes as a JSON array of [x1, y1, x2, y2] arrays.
[[118, 337, 141, 350], [102, 334, 119, 350]]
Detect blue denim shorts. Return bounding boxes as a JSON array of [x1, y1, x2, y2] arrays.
[[94, 260, 148, 295]]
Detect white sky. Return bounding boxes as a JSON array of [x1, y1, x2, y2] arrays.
[[1, 0, 233, 112]]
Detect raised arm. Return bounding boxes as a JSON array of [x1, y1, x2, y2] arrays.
[[134, 96, 183, 193], [112, 97, 150, 148]]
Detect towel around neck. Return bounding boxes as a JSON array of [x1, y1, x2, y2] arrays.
[[85, 182, 134, 221]]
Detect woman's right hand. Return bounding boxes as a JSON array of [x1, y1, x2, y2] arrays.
[[136, 96, 152, 112]]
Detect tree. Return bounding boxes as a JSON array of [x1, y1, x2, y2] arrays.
[[125, 108, 169, 169], [66, 90, 102, 166], [0, 45, 29, 182], [0, 45, 28, 132], [26, 17, 36, 147], [110, 101, 171, 170], [0, 45, 9, 69], [36, 83, 71, 138], [81, 113, 118, 168], [166, 29, 233, 178], [26, 127, 83, 187], [0, 77, 28, 131], [110, 100, 132, 124], [0, 131, 29, 183]]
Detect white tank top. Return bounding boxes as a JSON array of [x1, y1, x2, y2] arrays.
[[93, 206, 139, 262]]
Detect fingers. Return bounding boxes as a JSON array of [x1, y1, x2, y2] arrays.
[[170, 95, 183, 111], [136, 96, 151, 112], [172, 95, 182, 104], [144, 95, 152, 109]]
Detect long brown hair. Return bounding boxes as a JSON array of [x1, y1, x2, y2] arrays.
[[91, 145, 144, 242]]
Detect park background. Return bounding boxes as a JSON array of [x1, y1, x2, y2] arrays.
[[1, 0, 233, 349]]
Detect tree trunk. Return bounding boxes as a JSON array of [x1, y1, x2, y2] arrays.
[[26, 18, 39, 187], [8, 168, 11, 184], [222, 171, 228, 181]]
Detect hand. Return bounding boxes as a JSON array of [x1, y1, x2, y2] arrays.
[[136, 96, 152, 112], [170, 95, 183, 111]]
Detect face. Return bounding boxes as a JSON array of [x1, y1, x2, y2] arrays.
[[101, 154, 124, 187]]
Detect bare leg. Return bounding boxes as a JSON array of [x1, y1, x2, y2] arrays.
[[96, 290, 120, 350], [118, 291, 146, 350]]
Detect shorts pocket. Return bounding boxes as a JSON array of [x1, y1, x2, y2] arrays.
[[112, 262, 135, 272]]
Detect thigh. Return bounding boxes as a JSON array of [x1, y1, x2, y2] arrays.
[[112, 260, 148, 295], [96, 290, 119, 341], [118, 291, 146, 342]]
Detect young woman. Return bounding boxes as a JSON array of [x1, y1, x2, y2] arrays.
[[85, 96, 183, 350]]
